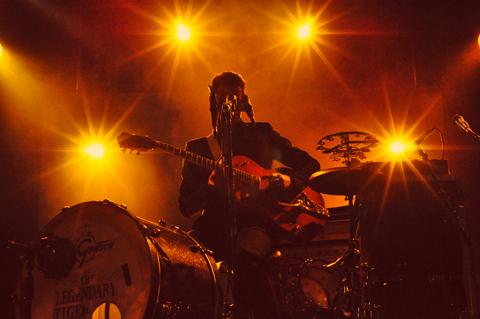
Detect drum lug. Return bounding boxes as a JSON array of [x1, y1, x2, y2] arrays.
[[101, 199, 126, 209], [190, 244, 214, 256], [158, 219, 167, 227], [142, 225, 162, 237]]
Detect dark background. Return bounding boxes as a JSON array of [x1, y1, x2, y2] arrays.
[[1, 0, 479, 317]]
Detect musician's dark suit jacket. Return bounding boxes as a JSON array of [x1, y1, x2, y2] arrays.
[[178, 121, 320, 259]]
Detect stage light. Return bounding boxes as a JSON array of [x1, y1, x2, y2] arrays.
[[297, 23, 312, 41], [0, 44, 3, 57], [84, 143, 105, 159], [390, 141, 406, 154], [176, 22, 191, 42], [477, 33, 480, 48], [382, 139, 416, 161]]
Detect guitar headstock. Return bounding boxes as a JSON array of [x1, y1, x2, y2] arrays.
[[117, 132, 159, 153]]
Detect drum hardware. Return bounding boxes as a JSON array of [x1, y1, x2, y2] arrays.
[[270, 191, 372, 318], [189, 244, 215, 256], [7, 240, 35, 319], [215, 262, 236, 319], [313, 131, 379, 318], [18, 201, 222, 319], [143, 225, 162, 237], [8, 235, 77, 319], [314, 206, 351, 242], [269, 240, 350, 319], [316, 131, 379, 167]]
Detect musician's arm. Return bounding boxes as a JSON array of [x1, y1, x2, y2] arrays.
[[266, 124, 320, 190], [178, 141, 215, 217]]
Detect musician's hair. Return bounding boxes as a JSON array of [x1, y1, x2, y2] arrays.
[[208, 71, 246, 135], [209, 71, 246, 94]]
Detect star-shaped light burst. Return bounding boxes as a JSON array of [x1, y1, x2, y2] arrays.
[[258, 0, 384, 88], [121, 1, 221, 99]]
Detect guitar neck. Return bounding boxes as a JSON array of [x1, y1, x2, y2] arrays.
[[153, 140, 259, 185], [154, 140, 216, 170]]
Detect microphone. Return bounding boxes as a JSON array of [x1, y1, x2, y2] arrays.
[[453, 114, 472, 133], [221, 95, 237, 112], [415, 128, 436, 145], [453, 114, 480, 143]]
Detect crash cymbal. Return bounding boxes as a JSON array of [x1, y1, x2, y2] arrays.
[[308, 165, 385, 195]]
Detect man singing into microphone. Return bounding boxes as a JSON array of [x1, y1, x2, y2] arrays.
[[178, 71, 320, 319]]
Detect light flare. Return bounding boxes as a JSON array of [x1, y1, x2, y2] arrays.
[[390, 140, 407, 154], [257, 0, 394, 90], [121, 1, 221, 101], [176, 22, 191, 42], [84, 143, 106, 159], [297, 23, 312, 40]]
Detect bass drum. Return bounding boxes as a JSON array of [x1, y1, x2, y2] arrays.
[[30, 200, 220, 319]]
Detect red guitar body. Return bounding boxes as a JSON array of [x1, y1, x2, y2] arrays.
[[230, 155, 327, 236]]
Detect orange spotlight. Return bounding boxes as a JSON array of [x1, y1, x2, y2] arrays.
[[176, 22, 191, 42], [0, 43, 3, 57], [390, 141, 406, 154], [477, 33, 480, 48], [84, 143, 105, 159], [384, 139, 414, 160], [297, 23, 312, 41]]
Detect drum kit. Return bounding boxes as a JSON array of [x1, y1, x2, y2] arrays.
[[10, 132, 470, 319]]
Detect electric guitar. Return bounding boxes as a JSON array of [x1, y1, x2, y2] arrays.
[[117, 132, 329, 234]]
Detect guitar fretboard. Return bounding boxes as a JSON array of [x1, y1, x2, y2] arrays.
[[153, 140, 260, 186]]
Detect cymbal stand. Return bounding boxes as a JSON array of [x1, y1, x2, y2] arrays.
[[330, 194, 371, 319]]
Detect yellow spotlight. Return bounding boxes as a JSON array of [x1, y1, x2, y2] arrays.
[[0, 44, 3, 57], [297, 23, 311, 40], [477, 33, 480, 48], [390, 141, 406, 154], [176, 23, 191, 42], [383, 139, 416, 161], [84, 143, 105, 159]]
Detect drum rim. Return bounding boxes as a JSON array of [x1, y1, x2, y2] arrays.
[[40, 200, 145, 235]]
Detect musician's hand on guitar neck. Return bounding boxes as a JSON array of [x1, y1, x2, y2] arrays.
[[208, 168, 225, 188], [259, 173, 291, 191]]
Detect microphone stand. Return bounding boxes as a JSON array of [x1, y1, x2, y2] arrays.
[[218, 97, 238, 318], [6, 240, 36, 319], [453, 115, 480, 317]]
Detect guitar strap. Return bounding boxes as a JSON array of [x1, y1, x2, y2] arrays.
[[206, 132, 222, 161]]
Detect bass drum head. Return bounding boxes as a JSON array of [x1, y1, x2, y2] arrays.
[[32, 200, 155, 319]]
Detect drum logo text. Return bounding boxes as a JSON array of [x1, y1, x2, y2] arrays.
[[54, 282, 115, 319], [75, 233, 116, 267]]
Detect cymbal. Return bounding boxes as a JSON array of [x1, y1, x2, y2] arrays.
[[308, 165, 385, 195]]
